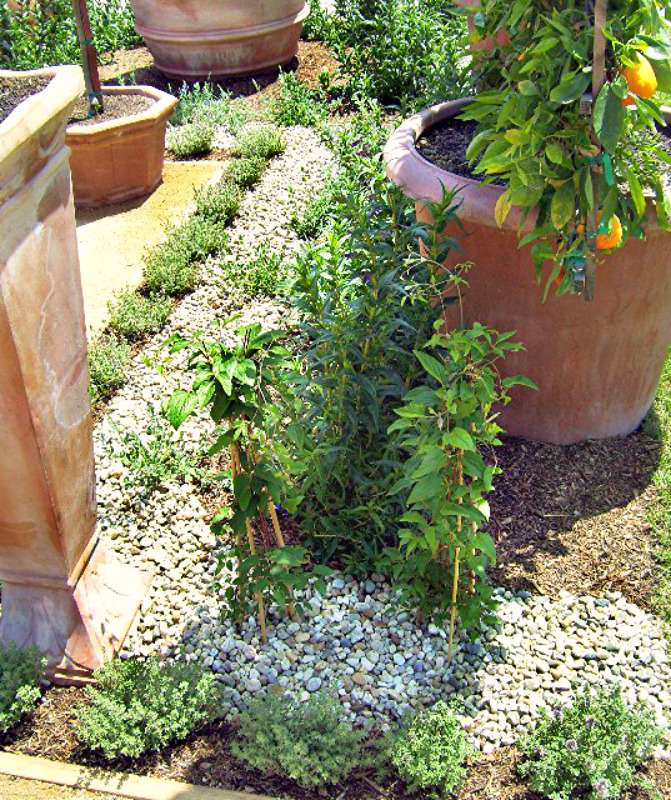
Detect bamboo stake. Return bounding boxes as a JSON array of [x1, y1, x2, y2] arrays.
[[448, 452, 464, 662], [267, 498, 298, 621], [70, 0, 104, 116]]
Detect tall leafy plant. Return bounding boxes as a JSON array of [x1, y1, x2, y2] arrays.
[[386, 324, 535, 643], [461, 0, 671, 297]]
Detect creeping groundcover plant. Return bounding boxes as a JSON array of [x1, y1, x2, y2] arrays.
[[461, 0, 671, 297]]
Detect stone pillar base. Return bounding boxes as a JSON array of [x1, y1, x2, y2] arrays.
[[0, 538, 152, 685]]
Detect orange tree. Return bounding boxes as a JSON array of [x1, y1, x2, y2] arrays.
[[459, 0, 671, 298]]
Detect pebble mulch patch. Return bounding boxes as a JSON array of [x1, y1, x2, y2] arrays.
[[87, 122, 671, 760]]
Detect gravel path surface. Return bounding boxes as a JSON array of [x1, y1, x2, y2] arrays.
[[93, 124, 671, 756]]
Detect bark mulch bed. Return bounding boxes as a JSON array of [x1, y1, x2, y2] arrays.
[[98, 41, 340, 113], [489, 429, 661, 610], [0, 75, 51, 124], [69, 92, 153, 126], [2, 687, 669, 800]]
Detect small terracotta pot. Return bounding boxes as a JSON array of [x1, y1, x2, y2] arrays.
[[129, 0, 309, 80], [384, 99, 671, 445], [65, 85, 177, 210]]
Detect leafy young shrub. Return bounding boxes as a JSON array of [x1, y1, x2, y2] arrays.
[[380, 702, 472, 797], [226, 156, 266, 189], [519, 688, 663, 800], [89, 333, 131, 403], [232, 689, 364, 788], [271, 72, 331, 128], [116, 410, 207, 493], [218, 245, 285, 301], [289, 172, 346, 239], [328, 0, 470, 109], [172, 82, 260, 133], [75, 657, 219, 760], [0, 643, 44, 734], [194, 180, 242, 226], [107, 290, 174, 341], [234, 125, 286, 160], [1, 0, 140, 70], [166, 122, 214, 159], [301, 0, 335, 42]]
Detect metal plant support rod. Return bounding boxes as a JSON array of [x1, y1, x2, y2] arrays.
[[71, 0, 104, 115]]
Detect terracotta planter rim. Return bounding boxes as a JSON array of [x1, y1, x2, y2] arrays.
[[384, 96, 668, 233], [65, 85, 178, 140], [0, 66, 83, 167], [136, 3, 309, 44]]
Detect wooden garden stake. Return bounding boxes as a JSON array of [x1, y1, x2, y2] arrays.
[[448, 451, 464, 662], [70, 0, 104, 116], [267, 498, 298, 621]]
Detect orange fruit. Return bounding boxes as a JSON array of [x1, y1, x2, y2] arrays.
[[622, 54, 658, 100], [576, 222, 585, 236], [596, 214, 623, 251]]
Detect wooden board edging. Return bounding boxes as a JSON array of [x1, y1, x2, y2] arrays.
[[0, 751, 277, 800]]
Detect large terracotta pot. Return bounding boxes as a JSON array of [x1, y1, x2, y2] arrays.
[[66, 85, 177, 209], [384, 99, 671, 445], [130, 0, 309, 80], [0, 67, 150, 683]]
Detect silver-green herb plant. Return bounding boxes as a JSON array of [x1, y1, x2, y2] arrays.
[[0, 643, 44, 734]]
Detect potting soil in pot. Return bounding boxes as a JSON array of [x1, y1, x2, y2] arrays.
[[0, 75, 51, 123], [69, 92, 154, 126]]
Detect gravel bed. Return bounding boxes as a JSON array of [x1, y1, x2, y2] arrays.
[[91, 124, 671, 755]]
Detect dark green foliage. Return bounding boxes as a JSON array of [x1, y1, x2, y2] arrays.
[[1, 0, 140, 70], [234, 126, 286, 160], [0, 643, 44, 734], [75, 657, 220, 760], [88, 333, 131, 403], [226, 156, 266, 189], [519, 689, 663, 800], [379, 702, 472, 797], [301, 0, 335, 42], [327, 0, 471, 109], [107, 290, 174, 341], [232, 689, 365, 789], [289, 173, 344, 239]]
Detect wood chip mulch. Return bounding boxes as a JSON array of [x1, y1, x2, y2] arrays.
[[489, 431, 661, 610]]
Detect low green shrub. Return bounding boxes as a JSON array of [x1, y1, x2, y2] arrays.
[[519, 688, 663, 800], [75, 657, 219, 760], [225, 156, 266, 190], [301, 0, 335, 41], [271, 72, 330, 128], [0, 643, 44, 734], [166, 122, 214, 159], [194, 181, 242, 226], [232, 689, 364, 789], [89, 333, 132, 403], [172, 83, 260, 133], [107, 290, 174, 341], [289, 173, 344, 239], [219, 245, 285, 301], [379, 702, 472, 797], [117, 410, 208, 492], [234, 125, 286, 160], [142, 218, 228, 296]]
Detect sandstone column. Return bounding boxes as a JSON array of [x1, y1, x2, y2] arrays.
[[0, 66, 151, 684]]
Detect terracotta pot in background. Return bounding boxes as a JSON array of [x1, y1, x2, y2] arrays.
[[384, 99, 671, 445], [0, 66, 151, 683], [129, 0, 309, 80], [65, 85, 177, 210]]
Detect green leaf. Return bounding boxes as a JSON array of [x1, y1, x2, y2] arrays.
[[545, 142, 564, 165], [502, 374, 539, 391], [592, 83, 625, 154], [163, 389, 197, 429], [626, 170, 646, 219], [414, 350, 449, 384], [549, 73, 590, 104], [412, 446, 446, 479], [473, 532, 497, 564], [443, 427, 476, 452], [407, 473, 443, 506], [550, 182, 575, 229]]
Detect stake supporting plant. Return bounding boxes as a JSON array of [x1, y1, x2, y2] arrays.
[[71, 0, 103, 116]]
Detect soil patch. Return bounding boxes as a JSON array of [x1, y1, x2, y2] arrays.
[[3, 693, 668, 800], [0, 75, 51, 124], [69, 92, 153, 126], [98, 41, 340, 114], [489, 430, 661, 608]]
